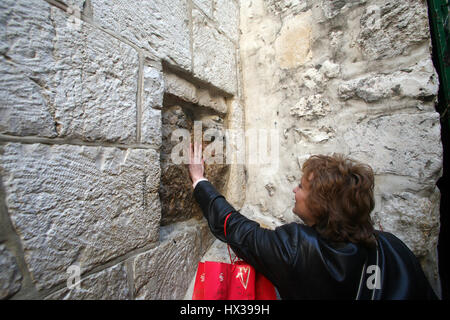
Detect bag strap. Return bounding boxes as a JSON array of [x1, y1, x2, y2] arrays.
[[224, 212, 238, 265]]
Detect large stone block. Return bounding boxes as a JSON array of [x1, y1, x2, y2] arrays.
[[133, 219, 214, 299], [0, 143, 160, 290], [45, 262, 130, 300], [0, 0, 139, 142], [0, 244, 22, 299], [88, 0, 191, 71], [192, 7, 237, 94], [343, 112, 442, 187], [357, 1, 431, 60]]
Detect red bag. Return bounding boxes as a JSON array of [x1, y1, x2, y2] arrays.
[[192, 213, 278, 300]]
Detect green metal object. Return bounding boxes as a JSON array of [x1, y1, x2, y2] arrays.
[[428, 0, 450, 126]]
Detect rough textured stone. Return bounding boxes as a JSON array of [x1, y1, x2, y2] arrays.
[[89, 0, 191, 70], [320, 0, 366, 20], [213, 0, 239, 43], [192, 7, 237, 94], [141, 66, 164, 147], [45, 262, 130, 300], [133, 219, 214, 299], [294, 126, 335, 144], [160, 105, 228, 225], [357, 1, 431, 60], [373, 189, 441, 291], [0, 0, 139, 142], [266, 0, 309, 17], [375, 190, 440, 259], [164, 72, 228, 114], [239, 0, 442, 297], [290, 94, 330, 120], [343, 112, 442, 186], [338, 59, 439, 102], [0, 0, 58, 138], [0, 244, 22, 299], [0, 143, 160, 290]]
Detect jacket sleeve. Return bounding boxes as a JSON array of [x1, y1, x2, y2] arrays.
[[194, 180, 300, 286]]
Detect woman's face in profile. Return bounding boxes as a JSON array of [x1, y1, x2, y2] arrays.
[[292, 174, 315, 226]]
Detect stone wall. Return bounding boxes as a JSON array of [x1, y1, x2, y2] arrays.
[[239, 0, 442, 296], [0, 0, 243, 299], [0, 0, 444, 300]]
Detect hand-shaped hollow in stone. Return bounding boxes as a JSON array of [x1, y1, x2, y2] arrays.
[[189, 143, 205, 184]]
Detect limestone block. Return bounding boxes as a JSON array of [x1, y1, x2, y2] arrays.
[[0, 143, 161, 291], [164, 72, 228, 114], [0, 0, 58, 138], [338, 59, 439, 102], [213, 0, 239, 43], [0, 244, 22, 299], [45, 262, 129, 300], [141, 66, 164, 147], [0, 0, 139, 142], [343, 112, 442, 187], [89, 0, 191, 70], [358, 1, 431, 60], [133, 219, 214, 300], [290, 94, 330, 120], [192, 7, 237, 94]]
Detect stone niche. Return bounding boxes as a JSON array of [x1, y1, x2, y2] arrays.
[[159, 71, 230, 226]]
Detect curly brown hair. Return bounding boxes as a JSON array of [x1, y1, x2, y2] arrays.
[[302, 154, 376, 248]]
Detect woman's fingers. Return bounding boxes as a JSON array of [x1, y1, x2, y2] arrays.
[[194, 141, 202, 164]]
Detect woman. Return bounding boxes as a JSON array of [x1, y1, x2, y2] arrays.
[[188, 143, 438, 299]]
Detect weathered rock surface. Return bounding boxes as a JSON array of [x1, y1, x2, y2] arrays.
[[338, 59, 439, 102], [290, 94, 330, 120], [164, 72, 228, 115], [357, 1, 431, 60], [88, 0, 191, 70], [343, 112, 442, 187], [0, 0, 139, 142], [0, 244, 22, 299], [159, 105, 228, 225], [239, 0, 443, 296], [45, 262, 130, 300], [192, 7, 237, 94], [0, 143, 160, 290], [141, 65, 164, 147], [373, 189, 441, 291], [133, 219, 214, 299]]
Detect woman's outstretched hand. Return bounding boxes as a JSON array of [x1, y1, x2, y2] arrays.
[[189, 142, 205, 187]]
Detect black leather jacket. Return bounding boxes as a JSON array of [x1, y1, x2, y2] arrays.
[[194, 180, 438, 300]]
